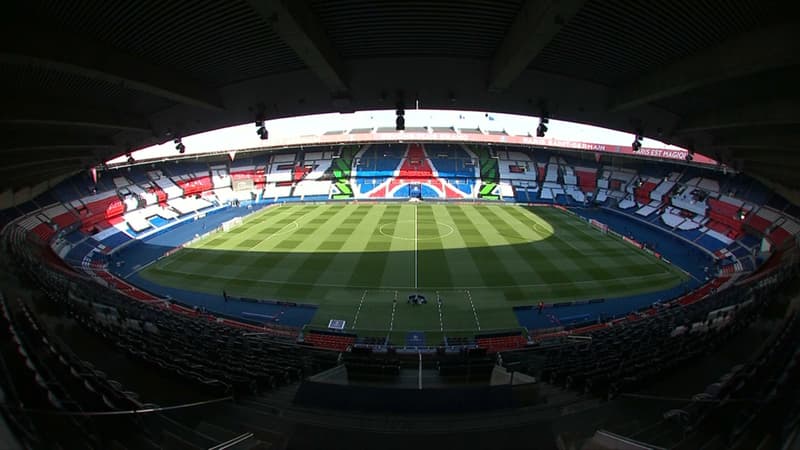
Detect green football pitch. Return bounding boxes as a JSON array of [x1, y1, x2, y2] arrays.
[[140, 203, 687, 335]]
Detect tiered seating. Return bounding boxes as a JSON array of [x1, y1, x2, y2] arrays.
[[267, 153, 296, 184], [635, 201, 661, 217], [670, 186, 709, 216], [210, 164, 231, 189], [497, 182, 515, 200], [354, 144, 404, 177], [748, 207, 778, 234], [511, 277, 783, 399], [560, 159, 578, 187], [69, 191, 125, 233], [148, 170, 182, 199], [293, 180, 331, 198], [575, 167, 597, 192], [17, 215, 56, 242], [545, 158, 559, 183], [496, 149, 535, 181], [263, 182, 293, 199], [706, 197, 747, 240], [398, 143, 433, 178], [355, 178, 385, 196], [230, 159, 267, 190], [608, 169, 636, 192], [173, 168, 213, 196], [304, 330, 356, 351], [476, 332, 527, 352], [565, 184, 585, 202], [617, 195, 636, 209], [769, 221, 798, 247], [356, 144, 473, 199], [649, 174, 679, 202], [41, 204, 78, 229], [683, 176, 720, 193], [425, 144, 478, 178], [299, 158, 333, 182], [613, 309, 800, 448], [167, 196, 213, 215], [634, 179, 659, 205], [448, 177, 477, 196], [175, 176, 213, 196], [661, 206, 703, 230], [123, 205, 179, 232]]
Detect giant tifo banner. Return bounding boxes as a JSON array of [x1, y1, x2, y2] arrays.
[[257, 131, 718, 166]]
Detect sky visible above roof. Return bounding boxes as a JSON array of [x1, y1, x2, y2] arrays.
[[108, 109, 686, 164]]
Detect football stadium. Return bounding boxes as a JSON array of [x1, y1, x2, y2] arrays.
[[1, 2, 799, 450]]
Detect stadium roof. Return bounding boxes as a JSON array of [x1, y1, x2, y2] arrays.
[[1, 0, 798, 203]]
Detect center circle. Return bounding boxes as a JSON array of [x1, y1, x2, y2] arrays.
[[379, 220, 455, 241]]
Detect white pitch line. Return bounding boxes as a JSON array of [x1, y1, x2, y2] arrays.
[[465, 289, 481, 331], [351, 289, 368, 328], [414, 203, 418, 290], [436, 291, 444, 331], [387, 291, 398, 342]]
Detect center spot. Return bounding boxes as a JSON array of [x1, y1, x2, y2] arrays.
[[379, 220, 454, 241]]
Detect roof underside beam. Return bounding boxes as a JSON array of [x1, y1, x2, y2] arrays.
[[676, 99, 800, 133], [0, 102, 152, 133], [611, 24, 800, 111], [744, 160, 800, 179], [1, 156, 91, 173], [712, 133, 800, 151], [0, 24, 224, 110], [488, 0, 586, 92], [0, 134, 117, 153], [248, 0, 349, 95]]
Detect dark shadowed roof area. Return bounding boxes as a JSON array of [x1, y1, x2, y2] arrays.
[[0, 0, 798, 202]]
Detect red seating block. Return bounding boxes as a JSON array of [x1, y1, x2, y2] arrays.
[[78, 194, 125, 232], [748, 214, 772, 234], [176, 176, 213, 196], [769, 227, 792, 246], [476, 335, 527, 352], [576, 169, 597, 193], [305, 332, 355, 351], [635, 181, 658, 205]]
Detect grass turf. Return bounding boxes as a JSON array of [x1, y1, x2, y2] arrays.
[[140, 203, 688, 336]]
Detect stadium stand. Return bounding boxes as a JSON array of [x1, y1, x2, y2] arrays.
[[0, 138, 800, 448], [2, 144, 799, 380]]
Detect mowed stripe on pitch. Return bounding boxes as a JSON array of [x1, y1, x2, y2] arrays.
[[141, 203, 687, 318]]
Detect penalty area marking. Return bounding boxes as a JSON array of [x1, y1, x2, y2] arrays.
[[254, 220, 299, 243]]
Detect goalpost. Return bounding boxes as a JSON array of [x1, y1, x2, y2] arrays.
[[221, 216, 243, 232]]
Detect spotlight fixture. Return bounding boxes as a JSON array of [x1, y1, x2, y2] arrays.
[[685, 144, 695, 161], [632, 130, 643, 152], [174, 138, 185, 154], [255, 119, 268, 140], [125, 152, 135, 164], [536, 108, 550, 137], [395, 102, 405, 131], [536, 121, 548, 137]]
